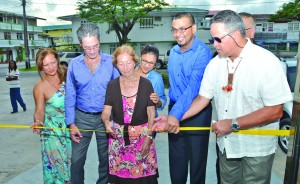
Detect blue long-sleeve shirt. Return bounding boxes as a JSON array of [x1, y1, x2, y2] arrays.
[[65, 52, 120, 125], [168, 36, 211, 121]]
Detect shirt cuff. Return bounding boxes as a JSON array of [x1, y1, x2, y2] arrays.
[[169, 108, 184, 122]]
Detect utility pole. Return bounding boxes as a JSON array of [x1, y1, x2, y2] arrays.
[[22, 0, 30, 68]]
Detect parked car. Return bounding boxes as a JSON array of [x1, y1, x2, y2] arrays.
[[156, 54, 165, 69], [278, 59, 297, 153], [155, 50, 171, 69], [58, 52, 81, 67]]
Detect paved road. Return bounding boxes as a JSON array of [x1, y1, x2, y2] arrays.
[[0, 70, 286, 184]]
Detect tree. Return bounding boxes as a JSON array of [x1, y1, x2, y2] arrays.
[[269, 0, 299, 21], [269, 0, 300, 60], [77, 0, 169, 46]]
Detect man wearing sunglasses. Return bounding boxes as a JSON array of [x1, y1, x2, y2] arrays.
[[154, 10, 292, 184], [162, 12, 212, 184]]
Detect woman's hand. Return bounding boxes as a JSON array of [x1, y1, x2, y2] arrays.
[[150, 92, 161, 107], [30, 120, 43, 134], [141, 135, 152, 157]]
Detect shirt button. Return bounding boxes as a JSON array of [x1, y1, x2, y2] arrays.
[[225, 110, 227, 112]]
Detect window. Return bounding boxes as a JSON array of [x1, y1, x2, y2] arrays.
[[288, 22, 300, 31], [109, 44, 118, 54], [4, 32, 11, 40], [154, 16, 161, 22], [29, 34, 34, 40], [0, 15, 7, 22], [288, 23, 293, 31], [12, 17, 17, 24], [295, 22, 300, 30], [63, 35, 73, 42], [140, 17, 154, 29], [17, 33, 23, 40], [140, 43, 153, 52], [268, 22, 274, 32], [262, 22, 273, 32]]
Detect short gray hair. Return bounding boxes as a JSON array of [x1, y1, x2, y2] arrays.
[[76, 23, 100, 44], [210, 10, 245, 37], [239, 12, 256, 28]]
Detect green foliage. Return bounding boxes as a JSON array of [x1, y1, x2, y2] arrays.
[[269, 0, 300, 21], [77, 0, 169, 45], [161, 73, 169, 89]]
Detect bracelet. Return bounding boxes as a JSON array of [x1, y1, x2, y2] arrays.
[[146, 135, 153, 140]]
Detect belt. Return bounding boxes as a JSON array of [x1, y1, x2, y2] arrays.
[[77, 108, 102, 115]]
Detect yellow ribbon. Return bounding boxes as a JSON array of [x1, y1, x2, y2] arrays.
[[0, 124, 293, 136]]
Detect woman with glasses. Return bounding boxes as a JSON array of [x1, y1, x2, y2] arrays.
[[135, 45, 167, 116], [102, 44, 158, 184], [31, 48, 71, 184]]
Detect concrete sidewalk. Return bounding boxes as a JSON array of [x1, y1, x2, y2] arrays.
[[1, 71, 284, 184], [4, 133, 283, 184]]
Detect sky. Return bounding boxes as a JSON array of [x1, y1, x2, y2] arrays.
[[0, 0, 295, 26]]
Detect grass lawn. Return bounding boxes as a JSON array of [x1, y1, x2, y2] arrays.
[[19, 66, 37, 72]]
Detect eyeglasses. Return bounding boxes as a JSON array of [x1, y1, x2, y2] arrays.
[[82, 44, 99, 52], [210, 30, 237, 44], [141, 59, 155, 66], [171, 25, 193, 34]]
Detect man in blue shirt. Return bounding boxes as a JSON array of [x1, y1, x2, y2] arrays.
[[165, 12, 212, 184], [65, 23, 119, 184]]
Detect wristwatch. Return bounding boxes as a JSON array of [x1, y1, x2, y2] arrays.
[[231, 118, 240, 132]]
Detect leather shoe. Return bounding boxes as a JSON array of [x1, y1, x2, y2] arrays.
[[23, 107, 27, 112], [11, 111, 18, 114]]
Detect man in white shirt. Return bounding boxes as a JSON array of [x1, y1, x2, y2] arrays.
[[154, 10, 292, 183]]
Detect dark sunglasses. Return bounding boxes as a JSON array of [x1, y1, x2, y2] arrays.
[[210, 30, 237, 44]]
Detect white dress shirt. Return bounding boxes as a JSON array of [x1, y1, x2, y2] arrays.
[[200, 39, 293, 158]]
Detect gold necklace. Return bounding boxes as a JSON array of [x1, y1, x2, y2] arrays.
[[222, 58, 242, 92]]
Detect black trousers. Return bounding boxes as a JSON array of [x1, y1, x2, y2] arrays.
[[168, 101, 212, 184]]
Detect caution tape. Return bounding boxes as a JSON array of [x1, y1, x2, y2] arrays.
[[0, 124, 294, 136]]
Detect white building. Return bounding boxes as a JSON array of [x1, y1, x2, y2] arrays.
[[58, 7, 212, 56], [0, 10, 47, 62]]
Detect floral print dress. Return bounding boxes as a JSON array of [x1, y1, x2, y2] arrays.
[[108, 94, 158, 184], [40, 83, 71, 184]]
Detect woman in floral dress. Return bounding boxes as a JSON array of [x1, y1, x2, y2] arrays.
[[31, 48, 71, 184], [102, 45, 158, 184]]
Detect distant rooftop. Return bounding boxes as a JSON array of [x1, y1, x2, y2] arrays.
[[41, 24, 72, 30], [0, 10, 46, 20], [58, 7, 209, 21]]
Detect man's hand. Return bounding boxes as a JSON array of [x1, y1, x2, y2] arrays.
[[69, 124, 82, 143], [153, 116, 168, 132], [165, 116, 180, 134], [104, 121, 115, 135], [211, 119, 232, 137]]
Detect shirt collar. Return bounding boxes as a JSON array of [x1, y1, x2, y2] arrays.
[[80, 51, 107, 63]]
